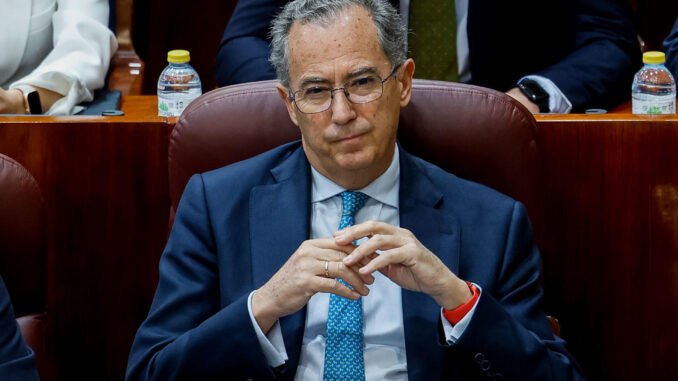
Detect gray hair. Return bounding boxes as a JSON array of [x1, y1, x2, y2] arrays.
[[269, 0, 407, 88]]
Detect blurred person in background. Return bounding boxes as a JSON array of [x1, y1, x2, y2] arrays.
[[216, 0, 640, 113], [664, 17, 678, 80], [0, 0, 117, 115]]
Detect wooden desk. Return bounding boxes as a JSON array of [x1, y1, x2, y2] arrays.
[[0, 96, 170, 381], [2, 97, 678, 380], [536, 112, 678, 380]]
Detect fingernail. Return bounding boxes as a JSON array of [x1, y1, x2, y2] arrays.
[[352, 291, 361, 299], [343, 255, 353, 263], [362, 286, 370, 295]]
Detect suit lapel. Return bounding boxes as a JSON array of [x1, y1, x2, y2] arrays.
[[249, 146, 311, 375], [248, 145, 463, 377], [398, 149, 460, 380]]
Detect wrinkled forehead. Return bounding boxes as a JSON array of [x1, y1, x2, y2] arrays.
[[287, 5, 389, 81]]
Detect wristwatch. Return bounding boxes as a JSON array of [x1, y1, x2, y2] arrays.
[[15, 85, 43, 114], [517, 79, 549, 113]]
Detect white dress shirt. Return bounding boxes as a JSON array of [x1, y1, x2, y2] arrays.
[[247, 145, 479, 380], [400, 0, 572, 113], [0, 0, 118, 115]]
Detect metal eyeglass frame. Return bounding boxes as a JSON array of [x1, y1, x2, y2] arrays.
[[288, 64, 401, 114]]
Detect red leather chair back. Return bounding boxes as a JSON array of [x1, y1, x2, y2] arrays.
[[169, 80, 543, 241], [0, 154, 46, 315], [0, 153, 48, 377]]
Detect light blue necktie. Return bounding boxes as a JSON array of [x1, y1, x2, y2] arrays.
[[323, 191, 369, 381]]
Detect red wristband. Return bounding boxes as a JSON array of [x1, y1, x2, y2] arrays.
[[442, 281, 480, 325]]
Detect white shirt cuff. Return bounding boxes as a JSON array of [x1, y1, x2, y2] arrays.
[[10, 76, 85, 115], [247, 291, 289, 367], [520, 75, 573, 114], [441, 283, 482, 345]]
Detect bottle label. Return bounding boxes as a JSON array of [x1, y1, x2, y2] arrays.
[[632, 96, 676, 115], [158, 91, 201, 117]]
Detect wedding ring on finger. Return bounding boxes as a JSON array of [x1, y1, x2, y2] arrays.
[[324, 260, 330, 278]]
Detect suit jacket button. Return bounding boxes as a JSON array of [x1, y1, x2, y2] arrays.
[[480, 359, 491, 371], [474, 353, 485, 363]]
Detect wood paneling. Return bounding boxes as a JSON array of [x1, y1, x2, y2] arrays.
[[2, 97, 678, 380], [537, 113, 678, 380], [0, 100, 171, 381]]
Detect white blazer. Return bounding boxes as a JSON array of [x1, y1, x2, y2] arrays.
[[0, 0, 118, 115]]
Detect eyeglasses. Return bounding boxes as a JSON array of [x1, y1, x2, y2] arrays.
[[289, 65, 400, 114]]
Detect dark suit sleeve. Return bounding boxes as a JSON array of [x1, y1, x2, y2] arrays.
[[663, 17, 678, 80], [215, 0, 287, 87], [0, 276, 40, 381], [536, 0, 641, 111], [126, 175, 274, 381], [456, 202, 585, 381]]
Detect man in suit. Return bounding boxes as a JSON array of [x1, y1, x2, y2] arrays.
[[216, 0, 640, 113], [127, 0, 584, 379], [0, 275, 40, 381], [664, 17, 678, 80]]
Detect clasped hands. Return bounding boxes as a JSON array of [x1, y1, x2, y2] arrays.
[[252, 221, 472, 333]]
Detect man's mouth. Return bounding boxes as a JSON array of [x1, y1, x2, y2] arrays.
[[340, 133, 363, 141], [334, 131, 367, 143]]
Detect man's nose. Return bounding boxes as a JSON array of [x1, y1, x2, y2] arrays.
[[330, 90, 357, 125]]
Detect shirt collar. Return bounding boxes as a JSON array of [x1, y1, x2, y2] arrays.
[[311, 145, 400, 209]]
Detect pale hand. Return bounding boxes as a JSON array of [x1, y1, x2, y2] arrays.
[[0, 86, 63, 114], [337, 221, 472, 310], [506, 87, 540, 113], [0, 88, 27, 114], [251, 238, 375, 334]]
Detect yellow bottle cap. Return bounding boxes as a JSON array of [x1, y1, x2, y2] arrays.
[[643, 51, 666, 64], [167, 49, 191, 63]]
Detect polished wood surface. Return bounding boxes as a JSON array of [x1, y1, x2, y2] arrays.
[[2, 96, 678, 380], [107, 0, 145, 96], [0, 97, 170, 381], [537, 112, 678, 380], [108, 49, 145, 96], [610, 100, 632, 114]]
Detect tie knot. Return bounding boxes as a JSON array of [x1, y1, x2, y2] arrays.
[[340, 191, 369, 218]]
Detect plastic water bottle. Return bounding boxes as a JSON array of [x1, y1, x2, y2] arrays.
[[632, 51, 676, 115], [157, 49, 202, 116]]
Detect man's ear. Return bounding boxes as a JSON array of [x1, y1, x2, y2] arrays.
[[276, 83, 299, 126], [397, 58, 415, 107]]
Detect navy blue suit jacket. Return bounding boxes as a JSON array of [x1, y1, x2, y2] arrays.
[[0, 276, 40, 381], [215, 0, 640, 112], [127, 142, 584, 380], [663, 17, 678, 80]]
